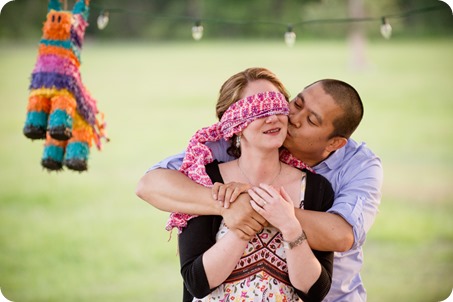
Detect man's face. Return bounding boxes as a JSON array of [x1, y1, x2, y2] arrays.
[[283, 82, 343, 165]]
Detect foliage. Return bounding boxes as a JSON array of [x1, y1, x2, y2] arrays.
[[0, 38, 452, 301], [0, 0, 452, 41]]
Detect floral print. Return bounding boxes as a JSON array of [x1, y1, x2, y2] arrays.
[[193, 225, 300, 302], [193, 176, 307, 302]]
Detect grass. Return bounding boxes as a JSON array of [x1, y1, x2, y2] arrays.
[[0, 38, 452, 301]]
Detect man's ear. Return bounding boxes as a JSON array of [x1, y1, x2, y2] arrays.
[[326, 136, 347, 153]]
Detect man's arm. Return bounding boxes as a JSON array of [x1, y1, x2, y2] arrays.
[[295, 210, 353, 252], [135, 168, 266, 238], [324, 155, 384, 252], [136, 168, 219, 215], [219, 187, 353, 252], [299, 149, 383, 254]]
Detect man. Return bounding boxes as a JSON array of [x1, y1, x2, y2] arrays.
[[136, 79, 383, 301]]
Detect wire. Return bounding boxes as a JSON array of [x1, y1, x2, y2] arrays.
[[90, 3, 444, 29], [89, 3, 447, 43]]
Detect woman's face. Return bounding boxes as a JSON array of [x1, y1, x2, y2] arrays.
[[242, 114, 288, 152], [239, 79, 288, 152]]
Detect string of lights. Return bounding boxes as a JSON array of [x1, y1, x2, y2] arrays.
[[91, 4, 445, 46]]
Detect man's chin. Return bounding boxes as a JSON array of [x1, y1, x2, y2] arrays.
[[283, 134, 291, 147]]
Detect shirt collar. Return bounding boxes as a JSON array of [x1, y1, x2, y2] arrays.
[[313, 140, 348, 171]]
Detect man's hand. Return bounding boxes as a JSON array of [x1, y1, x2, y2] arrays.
[[220, 193, 267, 240], [212, 182, 252, 208]]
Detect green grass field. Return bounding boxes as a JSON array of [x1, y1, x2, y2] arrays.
[[1, 39, 452, 301]]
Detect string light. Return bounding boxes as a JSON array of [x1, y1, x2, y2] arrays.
[[192, 20, 204, 41], [284, 25, 296, 47], [380, 17, 392, 39], [90, 4, 444, 44], [97, 11, 109, 30]]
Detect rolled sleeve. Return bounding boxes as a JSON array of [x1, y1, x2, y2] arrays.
[[327, 195, 365, 248], [147, 152, 184, 172], [326, 156, 383, 249], [146, 140, 233, 172]]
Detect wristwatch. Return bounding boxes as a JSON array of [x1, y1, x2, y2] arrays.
[[282, 230, 307, 250]]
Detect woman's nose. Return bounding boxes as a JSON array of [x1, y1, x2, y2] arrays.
[[265, 115, 277, 123]]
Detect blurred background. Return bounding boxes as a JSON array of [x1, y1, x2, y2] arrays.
[[0, 0, 452, 301]]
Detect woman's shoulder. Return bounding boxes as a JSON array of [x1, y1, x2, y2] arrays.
[[303, 169, 334, 211], [281, 162, 304, 178], [205, 160, 224, 183]]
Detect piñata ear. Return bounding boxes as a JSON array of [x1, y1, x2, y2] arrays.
[[73, 0, 90, 20], [48, 0, 62, 12]]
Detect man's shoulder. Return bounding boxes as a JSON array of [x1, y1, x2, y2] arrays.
[[319, 138, 381, 174], [344, 138, 379, 160], [341, 139, 383, 177]]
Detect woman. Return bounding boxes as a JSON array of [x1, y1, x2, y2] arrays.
[[174, 68, 334, 302]]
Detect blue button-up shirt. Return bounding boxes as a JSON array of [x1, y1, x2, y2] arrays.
[[149, 138, 383, 302]]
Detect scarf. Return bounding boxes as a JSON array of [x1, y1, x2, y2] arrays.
[[167, 91, 289, 232]]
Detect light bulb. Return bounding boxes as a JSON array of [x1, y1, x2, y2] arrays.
[[284, 26, 296, 47], [97, 11, 109, 30], [192, 21, 203, 41], [380, 17, 392, 39]]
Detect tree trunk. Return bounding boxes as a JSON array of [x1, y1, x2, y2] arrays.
[[348, 0, 368, 70]]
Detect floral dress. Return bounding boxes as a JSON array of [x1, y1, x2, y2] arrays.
[[193, 226, 297, 302], [179, 161, 333, 302], [193, 178, 306, 302]]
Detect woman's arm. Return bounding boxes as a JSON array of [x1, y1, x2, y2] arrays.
[[248, 184, 327, 294], [178, 215, 247, 298], [202, 232, 248, 288]]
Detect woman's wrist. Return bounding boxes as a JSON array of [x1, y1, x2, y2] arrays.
[[280, 221, 303, 242], [282, 230, 307, 250]]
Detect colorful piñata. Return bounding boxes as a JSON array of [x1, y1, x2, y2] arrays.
[[23, 0, 106, 172]]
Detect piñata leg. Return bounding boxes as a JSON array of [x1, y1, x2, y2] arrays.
[[64, 112, 92, 171], [48, 93, 77, 140], [42, 133, 67, 171], [23, 93, 51, 139]]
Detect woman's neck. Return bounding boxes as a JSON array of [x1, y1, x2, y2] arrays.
[[237, 150, 282, 186]]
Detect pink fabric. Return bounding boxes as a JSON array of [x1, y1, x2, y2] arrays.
[[279, 148, 314, 173], [166, 91, 289, 232]]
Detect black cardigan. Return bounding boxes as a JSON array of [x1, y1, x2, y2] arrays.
[[178, 161, 334, 302]]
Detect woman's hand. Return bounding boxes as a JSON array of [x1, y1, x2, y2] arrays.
[[212, 182, 252, 208], [248, 183, 299, 234]]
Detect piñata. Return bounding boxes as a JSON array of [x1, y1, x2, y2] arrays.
[[23, 0, 106, 172]]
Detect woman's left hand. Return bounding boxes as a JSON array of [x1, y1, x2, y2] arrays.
[[248, 183, 298, 230]]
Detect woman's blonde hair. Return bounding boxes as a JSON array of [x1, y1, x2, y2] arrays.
[[216, 67, 289, 120]]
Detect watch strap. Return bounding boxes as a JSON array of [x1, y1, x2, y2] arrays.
[[282, 230, 307, 250]]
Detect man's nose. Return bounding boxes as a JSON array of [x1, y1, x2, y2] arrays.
[[289, 112, 301, 128]]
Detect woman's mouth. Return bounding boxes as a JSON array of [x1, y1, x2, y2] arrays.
[[263, 128, 281, 134]]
